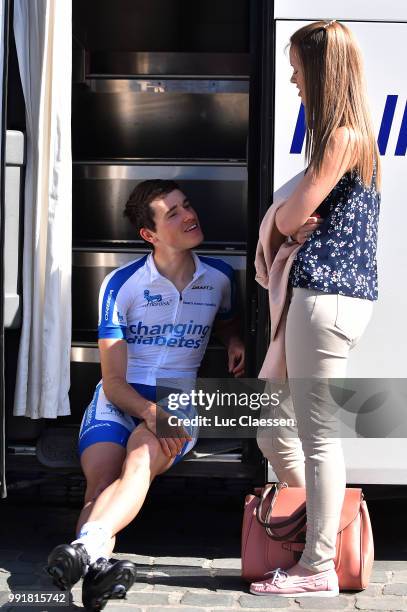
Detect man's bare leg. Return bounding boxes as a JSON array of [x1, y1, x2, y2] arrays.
[[81, 423, 176, 542], [75, 442, 126, 558], [46, 424, 177, 596]]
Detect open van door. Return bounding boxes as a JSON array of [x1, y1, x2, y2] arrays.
[[0, 0, 10, 498]]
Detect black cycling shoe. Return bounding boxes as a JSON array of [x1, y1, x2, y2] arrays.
[[45, 543, 90, 591], [82, 558, 137, 611]]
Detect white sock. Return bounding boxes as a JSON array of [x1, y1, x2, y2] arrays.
[[72, 521, 111, 565]]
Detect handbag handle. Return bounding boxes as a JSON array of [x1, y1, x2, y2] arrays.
[[256, 483, 307, 541]]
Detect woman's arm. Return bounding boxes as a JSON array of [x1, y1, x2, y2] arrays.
[[275, 127, 356, 236]]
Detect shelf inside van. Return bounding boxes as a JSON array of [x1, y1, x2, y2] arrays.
[[72, 165, 247, 247], [87, 52, 250, 79], [72, 79, 249, 160]]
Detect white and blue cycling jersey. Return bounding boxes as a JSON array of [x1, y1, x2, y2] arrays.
[[78, 252, 236, 459], [98, 251, 236, 385]]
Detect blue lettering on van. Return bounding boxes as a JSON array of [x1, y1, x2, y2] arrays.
[[395, 101, 407, 156], [290, 96, 407, 156], [290, 104, 306, 155], [377, 95, 397, 155]]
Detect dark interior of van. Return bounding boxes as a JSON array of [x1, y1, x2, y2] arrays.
[[4, 0, 273, 499]]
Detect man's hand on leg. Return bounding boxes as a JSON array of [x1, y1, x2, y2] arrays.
[[144, 403, 192, 458]]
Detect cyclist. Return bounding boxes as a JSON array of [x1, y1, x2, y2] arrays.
[[46, 179, 245, 611]]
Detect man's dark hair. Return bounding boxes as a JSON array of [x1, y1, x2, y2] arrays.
[[123, 179, 181, 238]]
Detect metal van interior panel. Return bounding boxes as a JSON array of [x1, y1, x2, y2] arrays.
[[71, 251, 246, 341], [73, 0, 249, 55], [72, 163, 247, 248], [88, 52, 250, 78], [72, 79, 249, 160]]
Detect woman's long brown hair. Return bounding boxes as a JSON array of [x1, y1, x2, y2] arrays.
[[290, 21, 381, 191]]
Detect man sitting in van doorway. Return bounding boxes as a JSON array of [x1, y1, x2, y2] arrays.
[[46, 180, 245, 611]]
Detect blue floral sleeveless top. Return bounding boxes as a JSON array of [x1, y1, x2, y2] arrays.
[[289, 166, 380, 300]]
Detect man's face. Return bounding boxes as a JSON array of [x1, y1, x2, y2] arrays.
[[141, 189, 204, 251]]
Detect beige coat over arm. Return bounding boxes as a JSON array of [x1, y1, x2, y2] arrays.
[[254, 172, 305, 380]]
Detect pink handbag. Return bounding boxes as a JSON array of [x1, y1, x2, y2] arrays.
[[241, 483, 374, 590]]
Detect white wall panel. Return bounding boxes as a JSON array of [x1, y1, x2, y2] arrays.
[[274, 0, 407, 22]]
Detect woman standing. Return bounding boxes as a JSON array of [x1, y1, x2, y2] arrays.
[[251, 20, 381, 598]]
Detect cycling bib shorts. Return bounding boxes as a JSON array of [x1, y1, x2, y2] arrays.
[[78, 382, 198, 464]]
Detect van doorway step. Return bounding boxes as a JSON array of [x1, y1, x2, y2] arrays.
[[35, 427, 259, 479], [36, 429, 241, 468], [187, 439, 242, 460], [36, 427, 81, 469]]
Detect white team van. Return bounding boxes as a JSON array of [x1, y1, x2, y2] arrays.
[[1, 0, 406, 498]]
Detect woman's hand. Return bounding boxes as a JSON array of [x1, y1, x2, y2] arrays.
[[291, 216, 323, 244]]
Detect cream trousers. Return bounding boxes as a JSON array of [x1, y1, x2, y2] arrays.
[[257, 287, 373, 572]]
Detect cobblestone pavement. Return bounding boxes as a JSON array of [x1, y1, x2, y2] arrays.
[[0, 480, 406, 611]]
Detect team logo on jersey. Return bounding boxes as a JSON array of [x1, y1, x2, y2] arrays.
[[104, 289, 114, 321], [143, 289, 171, 307], [191, 284, 214, 290], [104, 403, 123, 417]]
